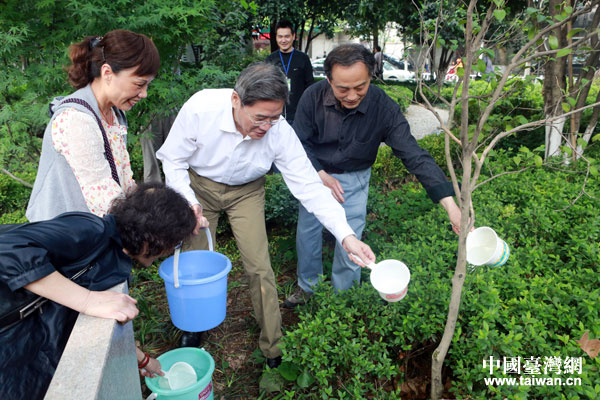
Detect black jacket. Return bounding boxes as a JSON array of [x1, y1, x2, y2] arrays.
[[265, 49, 314, 122], [0, 212, 132, 399]]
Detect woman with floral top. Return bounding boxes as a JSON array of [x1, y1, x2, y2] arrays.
[[27, 29, 160, 221]]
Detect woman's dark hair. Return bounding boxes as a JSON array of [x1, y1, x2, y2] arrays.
[[67, 29, 160, 89], [324, 43, 375, 79], [109, 183, 196, 257]]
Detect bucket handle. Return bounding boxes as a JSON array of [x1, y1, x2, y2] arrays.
[[174, 228, 213, 288], [146, 393, 157, 400]]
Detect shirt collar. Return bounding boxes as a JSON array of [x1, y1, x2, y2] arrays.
[[323, 80, 372, 115], [220, 91, 240, 134]]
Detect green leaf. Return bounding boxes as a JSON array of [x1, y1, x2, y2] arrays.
[[567, 28, 583, 39], [278, 361, 301, 381], [590, 166, 599, 176], [517, 115, 528, 126], [494, 9, 506, 22], [297, 369, 315, 388], [519, 146, 531, 154], [557, 48, 572, 58], [577, 138, 587, 149], [259, 369, 285, 393], [513, 156, 522, 165], [564, 6, 573, 15], [548, 35, 559, 50], [526, 7, 538, 14], [534, 155, 543, 167], [592, 133, 600, 142], [562, 103, 570, 113], [476, 59, 487, 73]]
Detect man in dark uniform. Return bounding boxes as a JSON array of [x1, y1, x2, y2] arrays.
[[265, 19, 314, 125]]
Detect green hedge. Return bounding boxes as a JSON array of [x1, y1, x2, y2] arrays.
[[274, 153, 600, 399], [375, 83, 413, 113]]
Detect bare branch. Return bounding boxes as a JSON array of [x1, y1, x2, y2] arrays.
[[1, 167, 33, 188], [473, 166, 534, 190]]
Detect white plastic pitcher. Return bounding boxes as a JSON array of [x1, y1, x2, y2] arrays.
[[466, 226, 509, 267], [352, 255, 411, 302]]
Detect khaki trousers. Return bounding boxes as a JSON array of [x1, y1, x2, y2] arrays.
[[184, 170, 282, 358]]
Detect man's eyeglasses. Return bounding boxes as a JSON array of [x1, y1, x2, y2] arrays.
[[242, 106, 282, 127]]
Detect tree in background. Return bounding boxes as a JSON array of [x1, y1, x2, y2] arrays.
[[411, 0, 600, 397], [0, 0, 256, 185]]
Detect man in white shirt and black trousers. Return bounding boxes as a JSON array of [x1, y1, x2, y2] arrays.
[[156, 62, 375, 369]]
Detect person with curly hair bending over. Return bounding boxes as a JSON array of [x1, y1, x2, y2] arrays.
[[0, 183, 197, 399]]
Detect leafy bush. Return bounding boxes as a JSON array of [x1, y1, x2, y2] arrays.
[[264, 173, 298, 227], [375, 84, 413, 113], [370, 133, 460, 191], [0, 168, 34, 224], [274, 156, 600, 399]]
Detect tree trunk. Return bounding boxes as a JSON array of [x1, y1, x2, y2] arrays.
[[270, 20, 278, 53], [577, 91, 600, 158], [545, 115, 566, 158], [542, 0, 567, 160], [298, 19, 306, 50], [568, 5, 600, 158], [304, 18, 315, 53]]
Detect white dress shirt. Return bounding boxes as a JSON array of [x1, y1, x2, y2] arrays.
[[156, 89, 355, 244]]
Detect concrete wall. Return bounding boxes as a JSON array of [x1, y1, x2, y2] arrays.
[[45, 282, 142, 400]]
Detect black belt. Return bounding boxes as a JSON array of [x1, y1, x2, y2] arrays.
[[324, 166, 346, 174]]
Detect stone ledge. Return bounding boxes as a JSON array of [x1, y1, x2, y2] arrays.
[[45, 281, 142, 400]]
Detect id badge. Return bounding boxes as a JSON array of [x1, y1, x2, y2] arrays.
[[286, 78, 291, 91]]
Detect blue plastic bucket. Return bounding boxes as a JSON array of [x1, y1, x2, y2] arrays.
[[159, 229, 232, 331], [145, 348, 215, 400]]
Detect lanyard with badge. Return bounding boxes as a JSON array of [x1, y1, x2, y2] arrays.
[[279, 49, 294, 90]]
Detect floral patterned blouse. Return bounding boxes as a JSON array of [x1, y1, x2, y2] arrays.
[[51, 107, 136, 216]]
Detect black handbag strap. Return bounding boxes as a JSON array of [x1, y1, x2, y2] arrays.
[[0, 263, 96, 333], [59, 98, 121, 186]]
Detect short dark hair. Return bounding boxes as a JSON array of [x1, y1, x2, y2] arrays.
[[68, 29, 160, 89], [275, 19, 295, 34], [234, 62, 288, 106], [375, 45, 382, 52], [110, 183, 196, 257], [324, 44, 375, 79]]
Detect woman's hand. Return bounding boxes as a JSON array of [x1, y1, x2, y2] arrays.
[[24, 271, 138, 323], [141, 357, 164, 378], [80, 290, 139, 323]]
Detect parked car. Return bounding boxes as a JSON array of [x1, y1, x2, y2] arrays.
[[312, 58, 326, 78], [383, 54, 414, 71], [382, 61, 415, 82]]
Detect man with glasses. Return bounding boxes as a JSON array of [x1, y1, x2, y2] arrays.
[[156, 62, 374, 369]]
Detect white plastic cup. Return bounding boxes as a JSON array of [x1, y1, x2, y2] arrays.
[[466, 227, 510, 267], [369, 260, 411, 302]]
